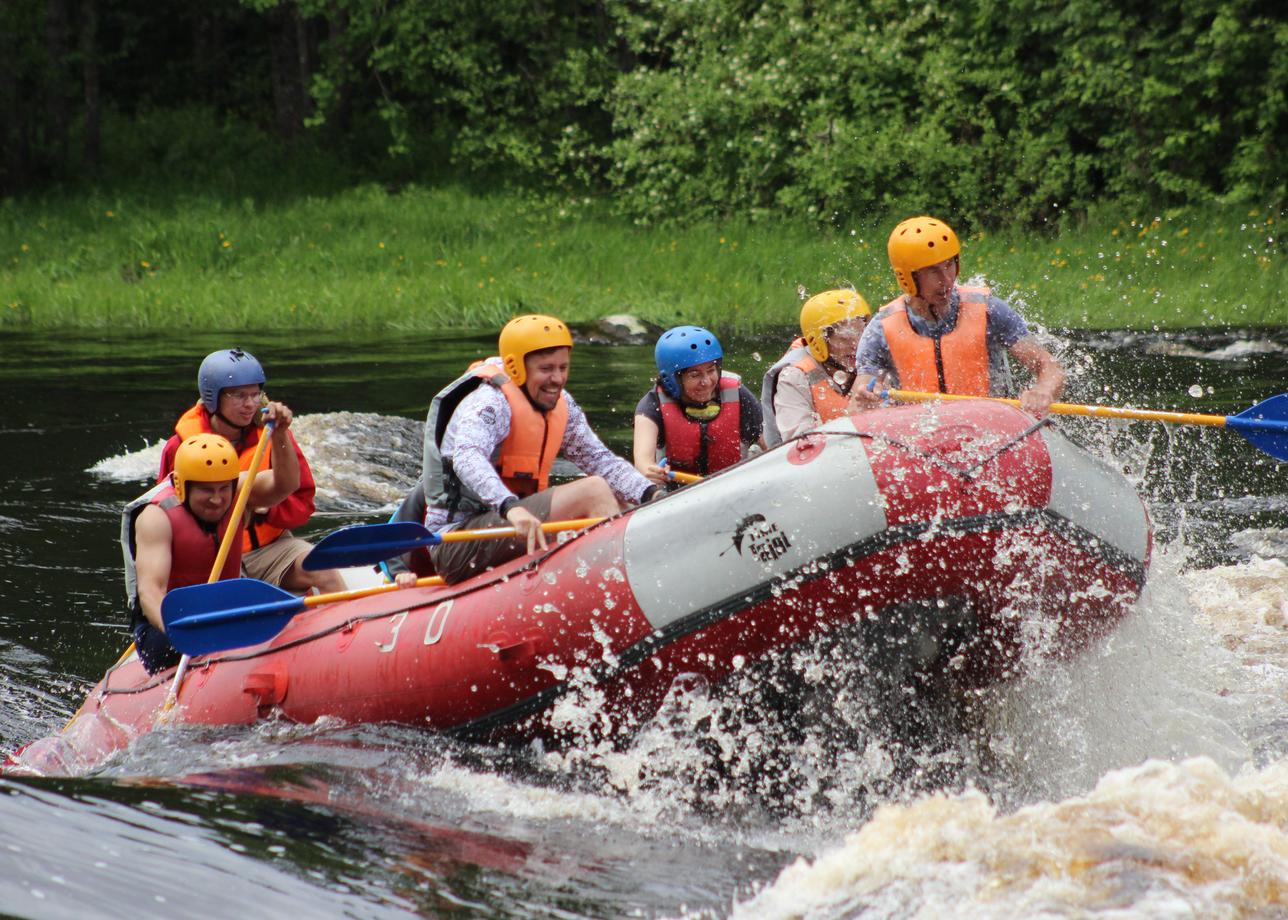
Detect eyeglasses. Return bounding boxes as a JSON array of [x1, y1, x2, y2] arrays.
[[222, 387, 263, 404]]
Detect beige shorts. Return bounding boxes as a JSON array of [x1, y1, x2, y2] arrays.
[[429, 491, 555, 585], [242, 532, 312, 586]]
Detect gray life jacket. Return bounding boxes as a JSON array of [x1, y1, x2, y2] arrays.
[[760, 344, 812, 448]]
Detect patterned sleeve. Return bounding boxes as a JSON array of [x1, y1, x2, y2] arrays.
[[560, 392, 653, 502], [855, 315, 893, 378], [440, 385, 516, 512]]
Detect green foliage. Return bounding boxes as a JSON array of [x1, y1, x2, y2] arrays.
[[300, 0, 619, 184], [601, 0, 1287, 226], [3, 0, 1284, 232]]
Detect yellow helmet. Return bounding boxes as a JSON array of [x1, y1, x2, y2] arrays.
[[888, 216, 961, 296], [499, 314, 573, 386], [800, 289, 871, 363], [173, 434, 239, 503]]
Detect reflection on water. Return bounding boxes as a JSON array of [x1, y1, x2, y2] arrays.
[[2, 327, 1288, 918]]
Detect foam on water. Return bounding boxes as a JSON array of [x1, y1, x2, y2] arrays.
[[732, 756, 1288, 920], [720, 549, 1288, 918]]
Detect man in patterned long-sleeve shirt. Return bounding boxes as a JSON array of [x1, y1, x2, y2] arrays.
[[418, 314, 661, 584]]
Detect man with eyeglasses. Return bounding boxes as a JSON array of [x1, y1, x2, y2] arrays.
[[156, 347, 345, 595]]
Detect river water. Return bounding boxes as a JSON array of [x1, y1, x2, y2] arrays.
[[2, 326, 1287, 918]]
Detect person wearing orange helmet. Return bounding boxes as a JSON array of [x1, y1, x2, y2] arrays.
[[852, 216, 1065, 417], [410, 314, 662, 584], [157, 348, 345, 595], [123, 415, 300, 673], [761, 289, 871, 444]]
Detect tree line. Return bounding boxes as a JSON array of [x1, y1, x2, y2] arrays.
[[3, 0, 1284, 227]]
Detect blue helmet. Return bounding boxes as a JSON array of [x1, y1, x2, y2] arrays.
[[654, 326, 723, 398], [198, 348, 266, 413]]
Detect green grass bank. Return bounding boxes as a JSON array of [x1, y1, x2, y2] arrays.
[[2, 184, 1282, 333]]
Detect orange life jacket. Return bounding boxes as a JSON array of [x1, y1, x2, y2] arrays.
[[475, 363, 569, 497], [173, 404, 280, 552], [657, 375, 743, 475], [880, 286, 991, 396], [788, 341, 851, 423], [422, 360, 570, 517]]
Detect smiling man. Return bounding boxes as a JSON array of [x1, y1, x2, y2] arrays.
[[157, 348, 344, 594], [852, 216, 1065, 417], [415, 314, 661, 584]]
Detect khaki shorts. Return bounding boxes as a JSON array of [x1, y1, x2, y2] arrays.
[[429, 491, 554, 585], [242, 533, 312, 586]]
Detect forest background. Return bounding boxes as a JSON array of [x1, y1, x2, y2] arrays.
[[2, 0, 1284, 331]]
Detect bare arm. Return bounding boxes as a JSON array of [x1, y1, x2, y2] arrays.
[[1009, 338, 1066, 417], [133, 504, 173, 632], [632, 414, 669, 484]]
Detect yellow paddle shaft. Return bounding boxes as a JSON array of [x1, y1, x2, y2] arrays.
[[164, 421, 275, 712], [671, 471, 703, 484], [303, 574, 446, 608], [886, 389, 1229, 428], [436, 517, 605, 543]]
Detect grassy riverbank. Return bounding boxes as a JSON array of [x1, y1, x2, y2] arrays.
[[2, 183, 1282, 332]]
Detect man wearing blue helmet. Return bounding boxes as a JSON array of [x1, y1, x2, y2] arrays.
[[157, 348, 345, 595], [633, 326, 764, 482]]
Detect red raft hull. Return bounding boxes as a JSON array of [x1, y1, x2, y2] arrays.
[[9, 400, 1151, 775]]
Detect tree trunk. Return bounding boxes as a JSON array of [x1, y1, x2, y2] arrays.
[[44, 0, 72, 162], [0, 32, 29, 194], [327, 2, 350, 135], [80, 0, 100, 170], [268, 1, 312, 141]]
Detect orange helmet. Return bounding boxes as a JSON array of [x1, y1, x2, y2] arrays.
[[800, 289, 871, 362], [499, 314, 573, 386], [888, 216, 961, 296], [173, 434, 239, 502]]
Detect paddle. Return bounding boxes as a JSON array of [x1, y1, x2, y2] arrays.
[[162, 574, 446, 656], [670, 470, 702, 484], [882, 389, 1288, 461], [301, 517, 606, 570], [164, 419, 273, 707]]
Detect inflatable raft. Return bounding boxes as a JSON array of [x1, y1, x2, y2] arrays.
[[8, 399, 1150, 775]]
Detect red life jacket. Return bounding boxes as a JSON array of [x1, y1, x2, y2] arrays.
[[880, 286, 991, 396], [153, 483, 243, 591], [658, 375, 743, 475]]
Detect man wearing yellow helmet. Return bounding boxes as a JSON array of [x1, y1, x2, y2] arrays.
[[122, 410, 300, 673], [852, 216, 1065, 417], [761, 289, 871, 444], [410, 314, 661, 584]]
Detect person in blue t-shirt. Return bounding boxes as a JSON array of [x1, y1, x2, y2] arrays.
[[851, 216, 1065, 417]]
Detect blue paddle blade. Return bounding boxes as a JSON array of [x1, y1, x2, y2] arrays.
[[162, 578, 305, 656], [1226, 394, 1288, 462], [302, 521, 441, 570]]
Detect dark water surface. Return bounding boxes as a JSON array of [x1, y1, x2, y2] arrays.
[[2, 327, 1288, 918]]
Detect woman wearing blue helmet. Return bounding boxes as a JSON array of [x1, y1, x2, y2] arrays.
[[633, 326, 764, 481]]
